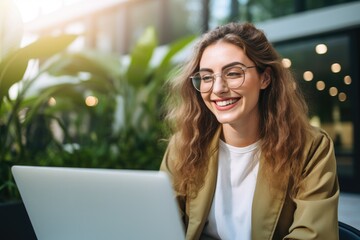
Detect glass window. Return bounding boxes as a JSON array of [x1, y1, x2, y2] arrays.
[[170, 0, 201, 36], [127, 0, 161, 49], [276, 35, 354, 177], [207, 0, 360, 27], [96, 14, 115, 53], [65, 21, 86, 52]]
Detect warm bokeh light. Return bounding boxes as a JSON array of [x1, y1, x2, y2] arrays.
[[85, 96, 98, 107], [281, 58, 292, 68], [344, 75, 352, 85], [329, 87, 338, 97], [338, 92, 347, 102], [331, 63, 341, 73], [303, 71, 314, 81], [316, 80, 326, 91], [48, 97, 57, 106], [315, 43, 327, 54]]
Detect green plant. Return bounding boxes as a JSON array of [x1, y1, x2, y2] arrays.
[[0, 2, 195, 201], [0, 0, 78, 201], [37, 27, 195, 170]]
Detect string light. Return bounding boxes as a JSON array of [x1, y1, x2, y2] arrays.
[[282, 58, 292, 68], [85, 96, 98, 107], [338, 92, 347, 102], [344, 75, 352, 85], [331, 63, 341, 73], [316, 81, 326, 91], [303, 71, 314, 81], [329, 87, 338, 97], [315, 44, 327, 54]]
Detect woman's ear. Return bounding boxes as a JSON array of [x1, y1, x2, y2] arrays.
[[260, 67, 272, 89]]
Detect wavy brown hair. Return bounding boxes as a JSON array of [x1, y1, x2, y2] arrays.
[[165, 22, 313, 198]]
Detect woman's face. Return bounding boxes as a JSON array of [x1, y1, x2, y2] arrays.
[[199, 41, 270, 129]]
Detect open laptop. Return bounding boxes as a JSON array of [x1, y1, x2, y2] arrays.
[[11, 165, 185, 240]]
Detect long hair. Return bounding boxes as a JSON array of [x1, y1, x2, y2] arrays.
[[165, 22, 312, 198]]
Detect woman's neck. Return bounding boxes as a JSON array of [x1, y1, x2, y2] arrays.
[[221, 119, 260, 147]]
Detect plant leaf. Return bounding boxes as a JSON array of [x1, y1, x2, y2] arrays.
[[45, 51, 121, 79], [126, 27, 157, 88], [0, 34, 77, 101], [156, 35, 195, 77], [151, 34, 196, 89]]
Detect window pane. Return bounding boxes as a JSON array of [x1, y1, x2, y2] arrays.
[[276, 35, 354, 177]]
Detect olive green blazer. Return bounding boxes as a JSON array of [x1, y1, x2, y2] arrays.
[[160, 127, 339, 240]]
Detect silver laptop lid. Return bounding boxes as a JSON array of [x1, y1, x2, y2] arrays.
[[12, 166, 185, 240]]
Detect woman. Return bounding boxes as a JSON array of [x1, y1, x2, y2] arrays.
[[160, 22, 339, 240]]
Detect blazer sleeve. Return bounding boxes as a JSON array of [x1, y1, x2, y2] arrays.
[[285, 129, 339, 240], [160, 136, 188, 229]]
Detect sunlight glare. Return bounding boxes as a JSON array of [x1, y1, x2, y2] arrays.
[[14, 0, 83, 23]]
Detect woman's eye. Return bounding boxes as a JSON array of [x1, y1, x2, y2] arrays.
[[201, 75, 213, 82], [226, 71, 243, 78]]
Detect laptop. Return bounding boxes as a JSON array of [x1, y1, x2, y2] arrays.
[[11, 165, 185, 240]]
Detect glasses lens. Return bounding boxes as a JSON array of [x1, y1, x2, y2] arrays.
[[191, 72, 213, 92], [224, 67, 245, 88], [191, 67, 246, 92]]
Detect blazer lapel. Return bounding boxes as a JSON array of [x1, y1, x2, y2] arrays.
[[186, 129, 221, 240], [251, 157, 288, 240]]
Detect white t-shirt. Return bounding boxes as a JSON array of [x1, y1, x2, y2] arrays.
[[202, 140, 260, 240]]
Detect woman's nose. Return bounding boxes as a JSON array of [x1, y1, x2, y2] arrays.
[[212, 75, 229, 94]]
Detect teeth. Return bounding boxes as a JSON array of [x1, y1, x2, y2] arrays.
[[216, 99, 238, 106]]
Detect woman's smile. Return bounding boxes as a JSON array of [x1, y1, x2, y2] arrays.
[[213, 97, 241, 109]]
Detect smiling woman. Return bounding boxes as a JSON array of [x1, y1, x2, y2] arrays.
[[160, 22, 339, 240]]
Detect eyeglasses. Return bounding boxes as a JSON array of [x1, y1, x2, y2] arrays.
[[190, 65, 257, 93]]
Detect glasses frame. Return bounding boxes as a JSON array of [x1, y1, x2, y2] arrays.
[[190, 64, 257, 93]]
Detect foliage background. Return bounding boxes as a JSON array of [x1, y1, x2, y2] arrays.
[[0, 0, 195, 201]]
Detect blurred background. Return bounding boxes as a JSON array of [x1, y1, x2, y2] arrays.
[[1, 0, 359, 202]]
